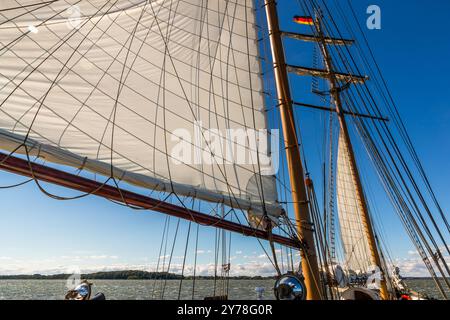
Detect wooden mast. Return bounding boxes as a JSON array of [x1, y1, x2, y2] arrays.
[[263, 0, 322, 300], [314, 15, 390, 299]]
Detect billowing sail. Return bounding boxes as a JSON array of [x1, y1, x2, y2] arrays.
[[336, 132, 372, 273], [0, 1, 281, 218]]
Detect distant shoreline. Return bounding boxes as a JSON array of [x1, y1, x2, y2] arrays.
[[0, 270, 276, 280], [0, 270, 434, 281]]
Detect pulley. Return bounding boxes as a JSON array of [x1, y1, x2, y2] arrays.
[[273, 273, 307, 300]]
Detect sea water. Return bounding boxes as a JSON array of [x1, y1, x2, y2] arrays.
[[0, 279, 446, 300]]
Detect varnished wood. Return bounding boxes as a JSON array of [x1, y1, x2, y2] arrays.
[[264, 0, 323, 300], [282, 31, 354, 46], [287, 65, 368, 84]]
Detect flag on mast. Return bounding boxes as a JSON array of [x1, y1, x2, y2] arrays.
[[293, 16, 314, 25]]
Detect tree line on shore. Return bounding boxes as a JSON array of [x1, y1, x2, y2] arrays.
[[0, 270, 276, 280]]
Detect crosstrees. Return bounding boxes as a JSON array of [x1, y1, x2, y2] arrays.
[[287, 65, 368, 84], [281, 31, 354, 45]]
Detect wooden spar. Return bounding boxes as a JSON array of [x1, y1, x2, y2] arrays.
[[292, 101, 389, 122], [287, 65, 368, 84], [281, 31, 354, 46], [314, 16, 390, 299], [0, 152, 301, 249], [263, 0, 323, 300]]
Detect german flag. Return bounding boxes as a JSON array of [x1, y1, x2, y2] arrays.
[[293, 16, 314, 25]]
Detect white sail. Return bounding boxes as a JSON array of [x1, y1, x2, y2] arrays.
[[336, 132, 372, 273], [0, 1, 281, 218]]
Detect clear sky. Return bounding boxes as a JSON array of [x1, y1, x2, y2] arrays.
[[0, 0, 449, 277]]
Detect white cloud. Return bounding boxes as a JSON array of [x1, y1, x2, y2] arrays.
[[0, 257, 13, 261], [393, 252, 450, 277], [88, 255, 108, 260], [60, 255, 119, 261], [0, 257, 280, 277], [3, 249, 444, 279]]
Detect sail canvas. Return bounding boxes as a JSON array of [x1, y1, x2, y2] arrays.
[[0, 0, 281, 218], [336, 131, 372, 273]]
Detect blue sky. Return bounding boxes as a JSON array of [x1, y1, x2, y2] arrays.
[[0, 0, 449, 277]]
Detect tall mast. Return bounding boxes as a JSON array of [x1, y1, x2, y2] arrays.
[[314, 15, 389, 299], [263, 0, 322, 300]]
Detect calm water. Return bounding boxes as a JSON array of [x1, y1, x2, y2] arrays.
[[0, 279, 446, 300]]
